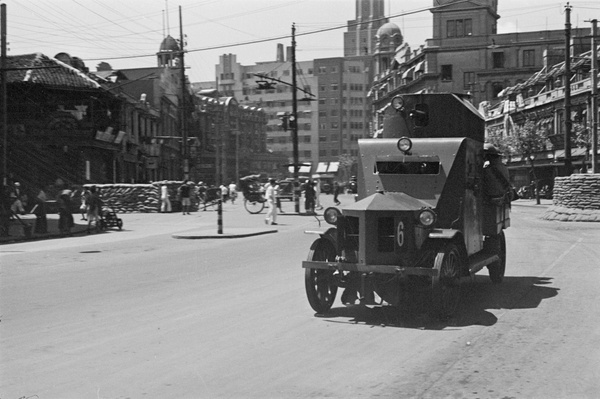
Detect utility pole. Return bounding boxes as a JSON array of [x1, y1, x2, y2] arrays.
[[291, 23, 300, 213], [179, 6, 189, 181], [591, 19, 598, 173], [564, 2, 573, 175], [1, 3, 7, 186]]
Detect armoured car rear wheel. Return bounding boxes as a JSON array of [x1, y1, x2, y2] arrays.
[[486, 231, 506, 283], [244, 199, 265, 214], [305, 239, 338, 314], [431, 243, 462, 319]]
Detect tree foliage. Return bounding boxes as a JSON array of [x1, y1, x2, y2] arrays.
[[338, 153, 356, 181]]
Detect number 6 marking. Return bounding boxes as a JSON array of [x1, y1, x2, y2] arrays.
[[397, 221, 404, 247]]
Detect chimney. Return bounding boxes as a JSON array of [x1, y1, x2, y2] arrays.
[[286, 46, 292, 62], [276, 44, 284, 62]]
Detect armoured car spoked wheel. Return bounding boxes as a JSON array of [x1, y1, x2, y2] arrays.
[[244, 199, 265, 214], [486, 231, 506, 284], [431, 243, 462, 319], [305, 239, 338, 314]]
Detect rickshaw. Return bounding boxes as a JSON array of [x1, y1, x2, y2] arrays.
[[239, 175, 266, 214]]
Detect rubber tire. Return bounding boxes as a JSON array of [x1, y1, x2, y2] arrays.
[[305, 239, 338, 314], [431, 243, 463, 319], [486, 231, 506, 284], [244, 199, 265, 214]]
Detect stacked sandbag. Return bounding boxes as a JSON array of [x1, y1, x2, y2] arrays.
[[87, 184, 159, 213], [542, 174, 600, 222]]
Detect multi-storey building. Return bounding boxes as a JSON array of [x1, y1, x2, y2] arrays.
[[211, 0, 384, 179], [370, 0, 591, 135]]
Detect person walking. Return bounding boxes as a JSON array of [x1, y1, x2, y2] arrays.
[[265, 178, 278, 225], [80, 187, 90, 220], [160, 184, 172, 213], [86, 186, 103, 233], [57, 189, 74, 234], [178, 180, 192, 215], [304, 180, 316, 214], [333, 181, 341, 206], [228, 181, 237, 204], [10, 181, 26, 215], [314, 177, 323, 210]]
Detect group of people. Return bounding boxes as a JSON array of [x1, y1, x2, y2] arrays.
[[159, 180, 240, 215]]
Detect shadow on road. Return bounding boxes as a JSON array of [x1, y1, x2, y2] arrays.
[[319, 276, 559, 331]]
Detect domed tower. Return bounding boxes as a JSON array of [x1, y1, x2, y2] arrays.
[[374, 22, 403, 75], [157, 35, 181, 67]]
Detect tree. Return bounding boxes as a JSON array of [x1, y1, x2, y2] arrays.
[[572, 121, 590, 172], [338, 153, 356, 183], [507, 118, 549, 204]]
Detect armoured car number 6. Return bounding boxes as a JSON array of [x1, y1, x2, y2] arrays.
[[397, 221, 404, 247]]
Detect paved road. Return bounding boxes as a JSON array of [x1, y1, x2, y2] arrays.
[[1, 198, 599, 398]]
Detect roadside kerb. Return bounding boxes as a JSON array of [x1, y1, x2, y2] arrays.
[[172, 228, 277, 239]]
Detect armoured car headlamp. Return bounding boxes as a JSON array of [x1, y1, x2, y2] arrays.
[[418, 209, 436, 227], [397, 137, 412, 153], [324, 207, 341, 225], [391, 95, 405, 111]]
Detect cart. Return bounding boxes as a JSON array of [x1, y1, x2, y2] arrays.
[[97, 207, 123, 230], [239, 175, 266, 214]]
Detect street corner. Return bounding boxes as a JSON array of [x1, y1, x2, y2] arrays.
[[171, 227, 278, 239]]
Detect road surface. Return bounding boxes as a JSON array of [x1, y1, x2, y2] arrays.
[[1, 198, 599, 398]]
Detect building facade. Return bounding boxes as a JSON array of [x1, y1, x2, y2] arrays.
[[369, 0, 591, 137]]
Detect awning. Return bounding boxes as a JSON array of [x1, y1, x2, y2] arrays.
[[316, 162, 328, 173], [327, 162, 339, 173], [415, 61, 425, 72], [402, 66, 415, 79]]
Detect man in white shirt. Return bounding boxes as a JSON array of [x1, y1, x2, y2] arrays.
[[265, 178, 278, 225]]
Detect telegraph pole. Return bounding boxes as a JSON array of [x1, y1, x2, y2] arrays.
[[591, 19, 598, 173], [1, 3, 7, 186], [564, 2, 573, 175], [291, 23, 300, 213], [179, 6, 189, 181]]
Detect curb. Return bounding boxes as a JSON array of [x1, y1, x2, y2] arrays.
[[172, 228, 278, 239]]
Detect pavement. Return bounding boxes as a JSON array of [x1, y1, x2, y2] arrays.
[[0, 197, 555, 244]]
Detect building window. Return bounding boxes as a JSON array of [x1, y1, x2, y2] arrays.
[[441, 65, 453, 81], [283, 70, 290, 76], [304, 150, 311, 157], [493, 52, 505, 69], [331, 149, 339, 156], [318, 66, 327, 74], [319, 135, 327, 142], [492, 82, 504, 98], [319, 149, 327, 156], [331, 122, 339, 129], [303, 135, 311, 143], [447, 19, 472, 38], [464, 72, 476, 90], [331, 83, 339, 91], [523, 50, 535, 67]]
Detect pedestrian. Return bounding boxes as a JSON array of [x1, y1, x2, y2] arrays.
[[32, 189, 48, 234], [228, 181, 237, 204], [178, 180, 192, 215], [220, 183, 229, 203], [57, 189, 74, 234], [86, 186, 103, 233], [9, 181, 26, 215], [314, 177, 323, 210], [80, 187, 90, 220], [333, 181, 341, 206], [304, 180, 316, 214], [265, 178, 278, 225], [160, 184, 172, 213]]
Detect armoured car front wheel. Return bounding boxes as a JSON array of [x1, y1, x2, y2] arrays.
[[305, 239, 338, 314], [431, 243, 463, 319]]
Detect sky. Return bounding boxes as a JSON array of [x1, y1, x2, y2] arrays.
[[5, 0, 600, 83]]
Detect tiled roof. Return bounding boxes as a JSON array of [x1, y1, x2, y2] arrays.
[[6, 53, 100, 89]]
